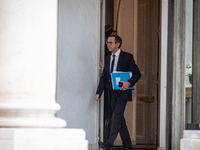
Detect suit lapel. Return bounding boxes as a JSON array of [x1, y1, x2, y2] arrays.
[[107, 54, 111, 73], [116, 50, 124, 71]]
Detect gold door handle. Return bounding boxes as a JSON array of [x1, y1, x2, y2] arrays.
[[139, 96, 154, 102]]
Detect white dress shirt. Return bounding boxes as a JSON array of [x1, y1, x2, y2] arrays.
[[110, 49, 121, 73]]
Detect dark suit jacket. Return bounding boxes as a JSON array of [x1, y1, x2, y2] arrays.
[[96, 50, 141, 101]]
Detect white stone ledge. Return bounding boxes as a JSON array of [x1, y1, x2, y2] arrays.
[[183, 130, 200, 139], [181, 130, 200, 150], [0, 128, 88, 150]]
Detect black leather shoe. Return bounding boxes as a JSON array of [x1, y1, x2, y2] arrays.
[[98, 141, 111, 150], [123, 148, 132, 150]]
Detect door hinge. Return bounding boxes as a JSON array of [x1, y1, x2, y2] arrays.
[[99, 58, 102, 76]]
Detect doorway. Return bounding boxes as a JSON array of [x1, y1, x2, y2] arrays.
[[103, 0, 160, 148]]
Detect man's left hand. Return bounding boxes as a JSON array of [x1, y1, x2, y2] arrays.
[[120, 81, 131, 91]]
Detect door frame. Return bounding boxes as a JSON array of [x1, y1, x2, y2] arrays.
[[158, 0, 168, 149], [99, 0, 106, 145]]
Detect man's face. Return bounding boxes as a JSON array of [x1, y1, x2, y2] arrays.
[[107, 37, 120, 54]]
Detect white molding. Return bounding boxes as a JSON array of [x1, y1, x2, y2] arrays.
[[159, 0, 168, 148]]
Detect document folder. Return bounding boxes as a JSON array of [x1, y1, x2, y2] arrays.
[[111, 71, 135, 90]]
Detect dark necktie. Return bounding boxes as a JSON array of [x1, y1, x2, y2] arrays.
[[109, 55, 115, 90], [111, 55, 115, 73]]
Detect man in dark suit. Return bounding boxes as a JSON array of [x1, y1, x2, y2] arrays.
[[94, 35, 141, 150]]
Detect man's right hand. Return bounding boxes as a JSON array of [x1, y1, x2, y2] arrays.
[[94, 94, 100, 101]]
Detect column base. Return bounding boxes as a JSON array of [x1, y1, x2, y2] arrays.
[[0, 117, 66, 128], [0, 102, 66, 128], [181, 130, 200, 150], [0, 128, 88, 150]]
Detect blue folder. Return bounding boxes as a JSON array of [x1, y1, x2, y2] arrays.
[[111, 71, 135, 90]]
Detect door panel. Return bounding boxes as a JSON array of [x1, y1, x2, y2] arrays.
[[137, 0, 158, 144]]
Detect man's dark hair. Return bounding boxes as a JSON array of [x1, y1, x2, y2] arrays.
[[108, 35, 122, 48]]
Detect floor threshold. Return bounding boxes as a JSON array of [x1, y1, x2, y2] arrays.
[[111, 144, 157, 150]]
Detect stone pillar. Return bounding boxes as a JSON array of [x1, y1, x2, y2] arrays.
[[180, 1, 200, 150], [171, 0, 186, 149], [166, 0, 185, 150], [192, 0, 200, 124], [0, 0, 65, 128], [180, 0, 200, 149], [0, 0, 88, 149]]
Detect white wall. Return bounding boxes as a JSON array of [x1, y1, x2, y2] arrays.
[[56, 0, 100, 148]]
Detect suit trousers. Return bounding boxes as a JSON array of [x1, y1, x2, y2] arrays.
[[107, 90, 132, 148]]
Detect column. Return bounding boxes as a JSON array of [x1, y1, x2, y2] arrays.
[[192, 0, 200, 124], [180, 0, 200, 149], [0, 0, 65, 129], [166, 0, 186, 150], [172, 0, 186, 149], [0, 0, 88, 149]]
